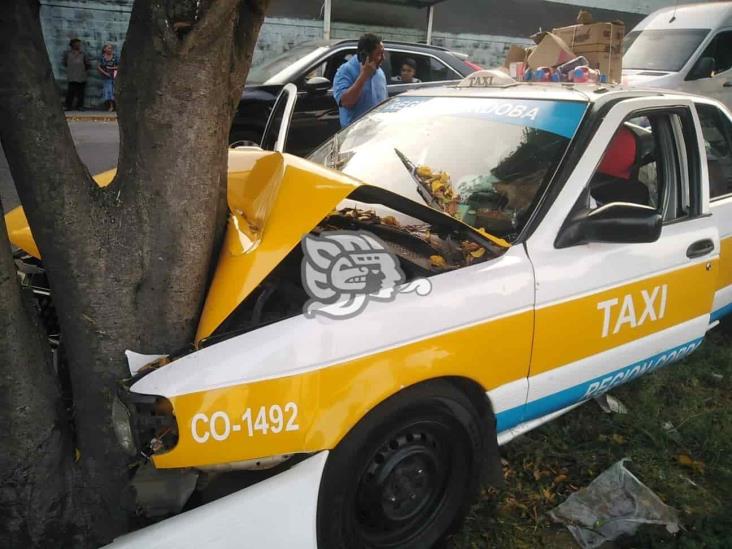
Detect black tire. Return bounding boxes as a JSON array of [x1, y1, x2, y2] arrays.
[[316, 380, 486, 549], [229, 129, 262, 148]]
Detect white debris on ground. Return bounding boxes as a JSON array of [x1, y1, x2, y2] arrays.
[[594, 394, 628, 415], [549, 459, 680, 548]]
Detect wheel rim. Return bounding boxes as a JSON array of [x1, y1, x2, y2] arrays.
[[354, 419, 458, 546]]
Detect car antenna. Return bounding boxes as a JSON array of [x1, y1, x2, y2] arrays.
[[668, 0, 678, 23]]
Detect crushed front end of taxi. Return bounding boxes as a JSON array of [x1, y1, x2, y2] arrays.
[[116, 149, 504, 480]]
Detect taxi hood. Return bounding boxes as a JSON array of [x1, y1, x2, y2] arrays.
[[195, 150, 360, 342]]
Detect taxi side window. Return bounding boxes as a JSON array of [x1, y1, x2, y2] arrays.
[[696, 103, 732, 200], [586, 112, 692, 223]]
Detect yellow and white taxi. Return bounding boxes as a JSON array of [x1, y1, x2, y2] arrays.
[[7, 76, 732, 548]]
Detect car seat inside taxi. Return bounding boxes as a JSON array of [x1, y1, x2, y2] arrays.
[[590, 126, 650, 207]]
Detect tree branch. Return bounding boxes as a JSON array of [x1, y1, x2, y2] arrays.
[[179, 0, 241, 55], [0, 0, 99, 250], [150, 0, 179, 53], [228, 0, 270, 108]]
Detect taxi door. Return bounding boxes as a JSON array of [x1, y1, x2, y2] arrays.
[[694, 99, 732, 321], [524, 97, 719, 422]]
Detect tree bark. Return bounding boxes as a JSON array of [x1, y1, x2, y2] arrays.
[[0, 196, 75, 547], [0, 0, 269, 545]]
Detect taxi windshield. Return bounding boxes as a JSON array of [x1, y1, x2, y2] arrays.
[[309, 96, 587, 242]]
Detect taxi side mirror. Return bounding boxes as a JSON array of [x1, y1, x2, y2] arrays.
[[556, 202, 662, 248]]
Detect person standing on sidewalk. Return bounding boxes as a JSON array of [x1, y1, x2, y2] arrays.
[[62, 38, 90, 110], [97, 44, 119, 112], [333, 33, 387, 128]]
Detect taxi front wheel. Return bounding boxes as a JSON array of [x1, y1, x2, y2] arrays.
[[316, 380, 485, 549]]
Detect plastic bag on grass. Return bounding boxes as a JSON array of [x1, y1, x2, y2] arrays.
[[549, 459, 679, 548]]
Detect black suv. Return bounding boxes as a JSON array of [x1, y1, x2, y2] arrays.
[[231, 39, 480, 156]]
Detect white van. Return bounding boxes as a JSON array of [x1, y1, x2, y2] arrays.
[[622, 2, 732, 110]]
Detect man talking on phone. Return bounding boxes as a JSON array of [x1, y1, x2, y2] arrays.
[[333, 33, 388, 127]]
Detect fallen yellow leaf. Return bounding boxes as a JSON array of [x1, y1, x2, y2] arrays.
[[416, 166, 432, 178], [430, 255, 447, 268], [470, 248, 486, 259], [677, 453, 705, 474], [611, 433, 626, 445], [382, 215, 399, 226]]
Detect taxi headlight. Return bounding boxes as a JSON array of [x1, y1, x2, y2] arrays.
[[127, 393, 179, 458]]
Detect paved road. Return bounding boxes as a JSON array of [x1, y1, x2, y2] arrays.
[[0, 119, 120, 213]]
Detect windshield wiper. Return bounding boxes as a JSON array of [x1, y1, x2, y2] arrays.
[[394, 148, 442, 210], [393, 148, 511, 249]]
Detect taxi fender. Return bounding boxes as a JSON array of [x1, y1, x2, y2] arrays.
[[105, 452, 327, 549]]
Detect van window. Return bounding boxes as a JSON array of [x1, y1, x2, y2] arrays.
[[688, 31, 732, 80], [624, 29, 709, 72], [696, 103, 732, 200]]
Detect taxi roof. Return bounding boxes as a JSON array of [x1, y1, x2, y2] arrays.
[[398, 82, 665, 104]]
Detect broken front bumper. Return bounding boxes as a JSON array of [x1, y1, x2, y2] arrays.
[[106, 451, 327, 548]]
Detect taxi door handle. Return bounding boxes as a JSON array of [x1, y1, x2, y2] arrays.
[[687, 239, 714, 258], [723, 80, 732, 88]]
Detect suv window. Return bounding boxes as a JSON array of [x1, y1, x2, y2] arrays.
[[585, 112, 692, 223], [429, 57, 457, 81], [697, 103, 732, 199], [301, 49, 356, 87], [387, 52, 457, 84]]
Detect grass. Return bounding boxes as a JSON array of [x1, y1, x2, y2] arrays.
[[452, 324, 732, 548]]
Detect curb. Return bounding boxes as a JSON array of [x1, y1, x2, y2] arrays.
[[65, 113, 117, 122]]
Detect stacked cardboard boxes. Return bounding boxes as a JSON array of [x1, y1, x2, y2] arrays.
[[552, 20, 625, 83], [502, 11, 625, 84]]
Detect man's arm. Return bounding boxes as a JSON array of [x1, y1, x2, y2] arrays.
[[336, 59, 378, 108]]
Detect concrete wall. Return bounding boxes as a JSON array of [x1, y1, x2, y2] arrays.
[[40, 0, 703, 108], [40, 0, 132, 108]]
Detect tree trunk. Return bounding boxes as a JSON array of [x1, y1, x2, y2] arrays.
[[0, 195, 75, 547], [0, 0, 269, 545]]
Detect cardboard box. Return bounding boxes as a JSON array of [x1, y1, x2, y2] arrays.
[[552, 20, 625, 82], [582, 50, 623, 83], [527, 33, 575, 69], [509, 61, 526, 79], [503, 45, 527, 67], [552, 21, 624, 51]]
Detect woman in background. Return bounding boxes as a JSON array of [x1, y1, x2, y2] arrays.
[[97, 44, 119, 112]]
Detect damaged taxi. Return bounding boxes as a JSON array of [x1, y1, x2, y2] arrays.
[[6, 74, 732, 548]]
